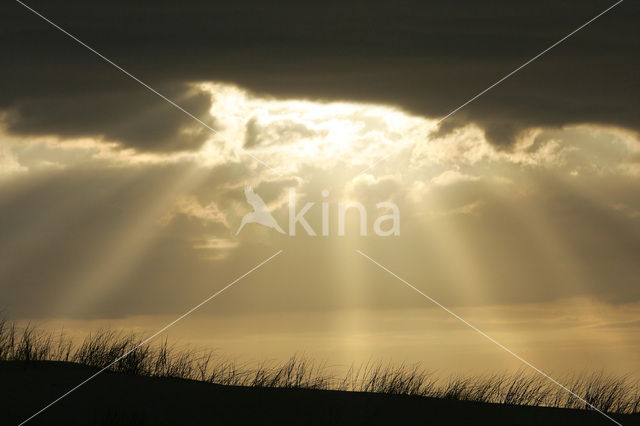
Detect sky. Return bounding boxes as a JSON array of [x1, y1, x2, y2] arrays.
[[1, 0, 639, 376]]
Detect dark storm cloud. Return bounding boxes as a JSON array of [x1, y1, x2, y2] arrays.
[[1, 0, 638, 151], [4, 84, 212, 152]]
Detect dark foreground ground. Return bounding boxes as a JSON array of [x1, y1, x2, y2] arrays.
[[1, 361, 637, 425]]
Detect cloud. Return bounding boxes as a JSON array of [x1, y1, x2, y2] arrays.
[[345, 174, 402, 203], [2, 0, 637, 151], [431, 170, 480, 186], [3, 83, 213, 152], [160, 196, 229, 228], [244, 116, 324, 148], [192, 238, 239, 260], [595, 319, 640, 330], [431, 201, 484, 217], [0, 70, 639, 319], [1, 128, 639, 319], [0, 144, 26, 176]]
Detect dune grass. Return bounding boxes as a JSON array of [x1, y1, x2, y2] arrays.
[[1, 319, 638, 414]]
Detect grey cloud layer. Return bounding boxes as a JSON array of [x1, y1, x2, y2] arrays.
[[4, 84, 213, 152], [2, 0, 638, 151]]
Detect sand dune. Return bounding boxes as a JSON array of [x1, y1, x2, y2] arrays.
[[2, 361, 637, 425]]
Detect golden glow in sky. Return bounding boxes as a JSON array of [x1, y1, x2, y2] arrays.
[[1, 82, 639, 377]]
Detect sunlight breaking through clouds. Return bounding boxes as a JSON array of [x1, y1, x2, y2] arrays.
[[1, 83, 639, 278], [1, 82, 639, 377], [197, 82, 435, 173], [3, 82, 639, 184]]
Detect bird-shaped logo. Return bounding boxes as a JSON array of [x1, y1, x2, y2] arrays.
[[236, 187, 285, 235]]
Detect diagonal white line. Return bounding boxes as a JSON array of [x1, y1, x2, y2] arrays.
[[356, 0, 624, 176], [356, 249, 624, 426], [15, 0, 283, 176], [19, 249, 284, 425]]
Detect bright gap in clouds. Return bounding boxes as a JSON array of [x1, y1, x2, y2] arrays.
[[188, 82, 640, 182], [197, 82, 433, 170]]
